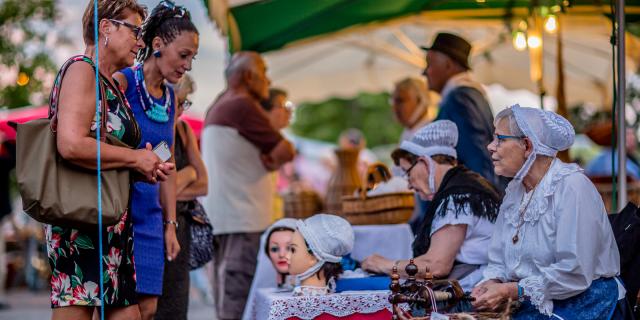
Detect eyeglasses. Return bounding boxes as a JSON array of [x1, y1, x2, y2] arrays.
[[108, 19, 143, 40], [284, 100, 295, 112], [402, 161, 419, 179], [180, 99, 192, 110], [493, 134, 525, 147]]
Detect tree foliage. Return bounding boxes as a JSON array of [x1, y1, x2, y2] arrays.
[[290, 92, 403, 148], [0, 0, 58, 108]]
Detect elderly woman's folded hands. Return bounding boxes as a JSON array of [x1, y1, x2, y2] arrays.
[[471, 280, 518, 311]]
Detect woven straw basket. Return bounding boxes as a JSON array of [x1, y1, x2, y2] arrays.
[[340, 191, 414, 225], [282, 190, 323, 219]]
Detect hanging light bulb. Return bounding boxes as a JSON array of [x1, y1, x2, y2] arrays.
[[527, 35, 542, 48], [513, 31, 527, 51], [544, 15, 557, 33]]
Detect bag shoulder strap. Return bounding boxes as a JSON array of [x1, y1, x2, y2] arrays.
[[49, 55, 108, 135], [178, 120, 190, 149]]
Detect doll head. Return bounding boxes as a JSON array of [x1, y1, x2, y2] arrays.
[[264, 219, 297, 276], [265, 227, 294, 274], [288, 214, 354, 287]]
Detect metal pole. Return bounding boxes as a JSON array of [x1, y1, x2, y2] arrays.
[[617, 0, 627, 208]]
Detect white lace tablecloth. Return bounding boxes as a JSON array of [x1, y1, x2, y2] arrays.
[[253, 289, 394, 320]]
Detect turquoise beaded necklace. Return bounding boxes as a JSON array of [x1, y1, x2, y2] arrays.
[[135, 64, 170, 123]]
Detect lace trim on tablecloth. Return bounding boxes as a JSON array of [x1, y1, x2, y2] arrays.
[[255, 290, 398, 319]]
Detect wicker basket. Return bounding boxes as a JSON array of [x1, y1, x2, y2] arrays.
[[340, 192, 414, 225], [282, 190, 323, 219], [591, 177, 640, 213]]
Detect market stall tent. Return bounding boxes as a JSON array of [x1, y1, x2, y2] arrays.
[[203, 0, 640, 108]]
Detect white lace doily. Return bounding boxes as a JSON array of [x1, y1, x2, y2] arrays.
[[253, 288, 397, 320]]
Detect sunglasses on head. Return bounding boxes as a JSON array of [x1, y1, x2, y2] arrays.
[[160, 0, 187, 18]]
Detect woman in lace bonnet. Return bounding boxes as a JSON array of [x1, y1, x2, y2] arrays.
[[471, 105, 625, 318], [361, 120, 500, 293]]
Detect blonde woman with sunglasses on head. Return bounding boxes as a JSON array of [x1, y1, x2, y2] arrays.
[[45, 1, 174, 319]]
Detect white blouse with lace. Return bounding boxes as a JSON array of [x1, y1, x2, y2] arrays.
[[480, 159, 622, 316]]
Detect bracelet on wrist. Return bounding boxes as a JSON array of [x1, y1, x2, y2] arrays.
[[517, 284, 524, 300], [164, 220, 179, 230]]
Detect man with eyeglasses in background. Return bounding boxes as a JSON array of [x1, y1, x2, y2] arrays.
[[260, 87, 295, 222]]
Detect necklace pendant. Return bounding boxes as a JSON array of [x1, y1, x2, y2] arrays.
[[512, 234, 519, 244]]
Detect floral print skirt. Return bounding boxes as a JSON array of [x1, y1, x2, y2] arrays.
[[45, 211, 137, 308]]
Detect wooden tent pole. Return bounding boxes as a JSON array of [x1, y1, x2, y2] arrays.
[[556, 14, 570, 162]]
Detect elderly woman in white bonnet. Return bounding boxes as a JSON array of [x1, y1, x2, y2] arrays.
[[287, 214, 354, 296], [362, 120, 501, 292], [471, 104, 625, 319]]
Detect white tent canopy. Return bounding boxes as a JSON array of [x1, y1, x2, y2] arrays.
[[261, 15, 637, 110]]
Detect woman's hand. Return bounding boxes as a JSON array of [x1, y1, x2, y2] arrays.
[[470, 279, 501, 297], [471, 281, 518, 312], [393, 306, 425, 320], [164, 224, 180, 261], [361, 254, 393, 275], [133, 143, 175, 183], [134, 143, 162, 182], [156, 161, 175, 182]]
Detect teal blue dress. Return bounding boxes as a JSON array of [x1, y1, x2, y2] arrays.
[[121, 65, 175, 295]]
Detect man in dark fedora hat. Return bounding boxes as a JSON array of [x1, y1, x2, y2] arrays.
[[421, 32, 506, 192]]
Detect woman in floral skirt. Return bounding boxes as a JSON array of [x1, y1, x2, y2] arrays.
[[45, 1, 173, 319]]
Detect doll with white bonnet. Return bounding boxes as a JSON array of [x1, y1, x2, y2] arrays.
[[263, 218, 297, 288], [287, 214, 354, 296], [242, 218, 299, 320]]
